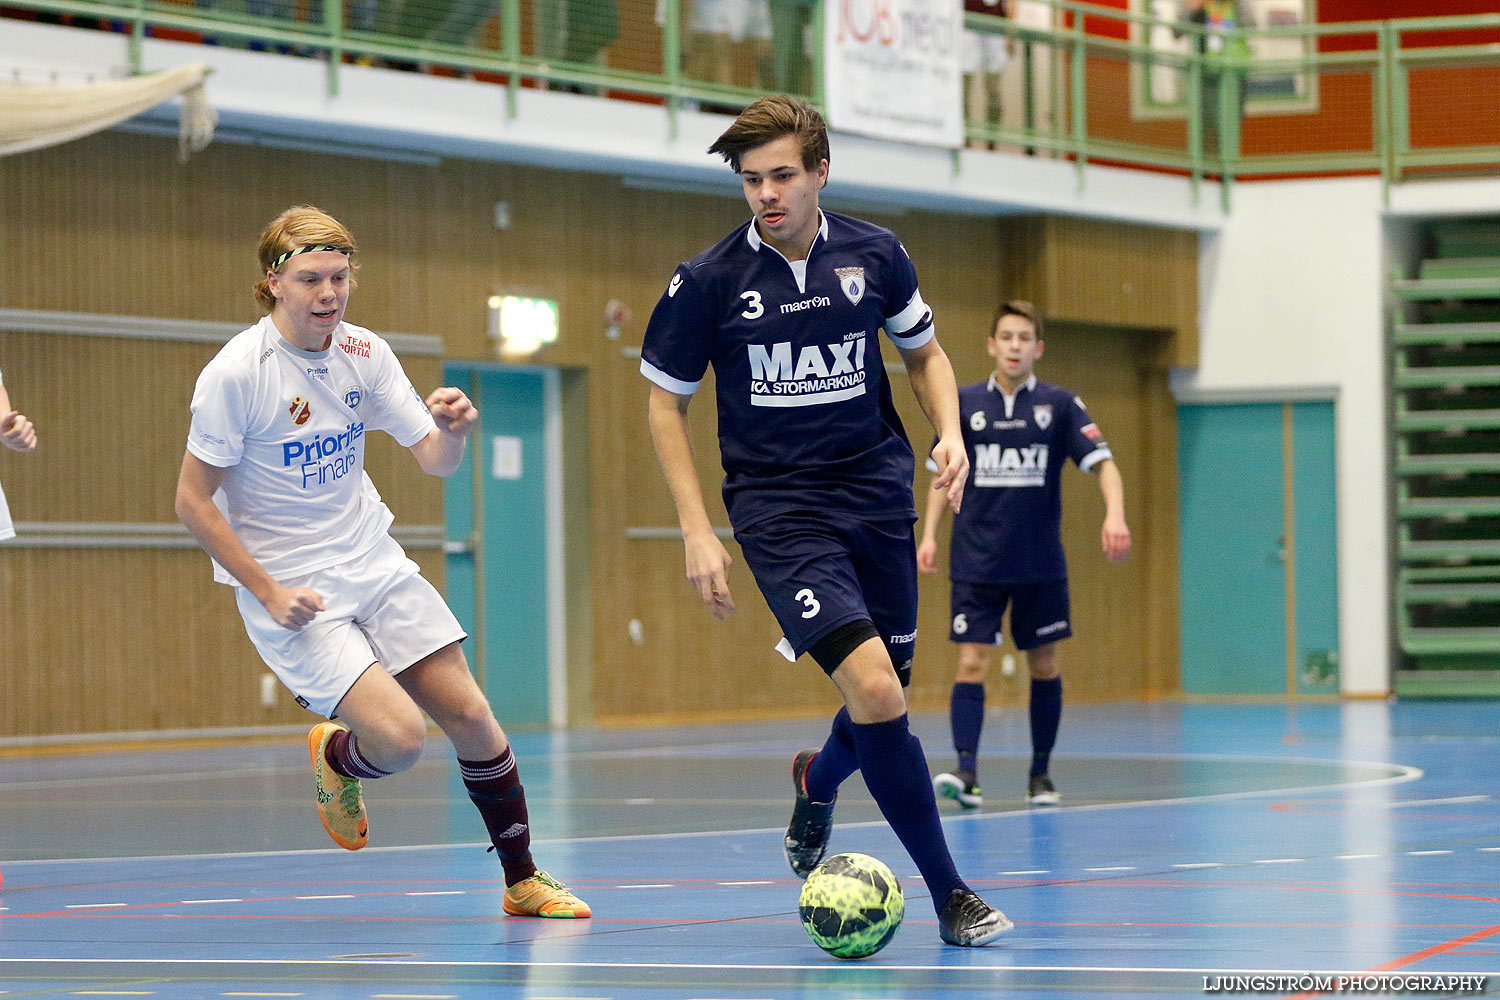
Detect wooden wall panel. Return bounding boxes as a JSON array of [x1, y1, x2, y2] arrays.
[[0, 546, 445, 737], [0, 128, 1192, 737]]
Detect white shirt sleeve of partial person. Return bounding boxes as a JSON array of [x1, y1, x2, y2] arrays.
[[186, 361, 250, 468], [366, 337, 437, 448]]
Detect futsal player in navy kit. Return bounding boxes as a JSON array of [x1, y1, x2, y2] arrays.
[[918, 300, 1130, 808], [641, 95, 1011, 946]]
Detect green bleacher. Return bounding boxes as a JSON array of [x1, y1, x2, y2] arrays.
[[1391, 219, 1500, 696]]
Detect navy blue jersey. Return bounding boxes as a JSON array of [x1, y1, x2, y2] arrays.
[[641, 211, 936, 529], [930, 375, 1112, 584]]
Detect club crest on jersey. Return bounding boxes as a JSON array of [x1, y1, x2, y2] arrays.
[[835, 266, 865, 305], [288, 397, 312, 426], [969, 410, 987, 432], [1033, 404, 1052, 429], [343, 386, 362, 410]]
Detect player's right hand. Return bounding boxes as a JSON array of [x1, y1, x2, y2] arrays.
[[0, 410, 36, 452], [683, 529, 736, 621], [265, 586, 326, 630], [930, 435, 969, 514], [916, 536, 939, 574]]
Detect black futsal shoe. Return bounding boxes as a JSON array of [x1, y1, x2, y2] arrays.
[[1027, 773, 1061, 806], [934, 768, 984, 809], [784, 749, 836, 878], [938, 887, 1014, 946]]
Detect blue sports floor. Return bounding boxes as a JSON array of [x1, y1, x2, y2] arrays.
[[2, 700, 1498, 998]]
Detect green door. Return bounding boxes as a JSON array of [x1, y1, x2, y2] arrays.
[[442, 364, 559, 728], [1178, 401, 1339, 694]]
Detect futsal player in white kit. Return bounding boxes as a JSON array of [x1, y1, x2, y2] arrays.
[[174, 205, 589, 919]]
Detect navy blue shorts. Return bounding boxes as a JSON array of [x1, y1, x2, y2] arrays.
[[949, 578, 1072, 650], [735, 513, 918, 675]]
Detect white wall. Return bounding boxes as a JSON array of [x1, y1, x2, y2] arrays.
[[1181, 175, 1500, 696]]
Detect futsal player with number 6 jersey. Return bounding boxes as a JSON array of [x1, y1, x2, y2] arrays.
[[641, 95, 1012, 947], [918, 300, 1131, 809]]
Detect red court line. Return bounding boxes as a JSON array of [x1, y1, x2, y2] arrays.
[[1282, 923, 1500, 999]]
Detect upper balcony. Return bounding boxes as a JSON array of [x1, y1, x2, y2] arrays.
[[2, 0, 1497, 218]]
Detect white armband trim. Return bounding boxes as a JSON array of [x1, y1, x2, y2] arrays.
[[886, 324, 935, 351], [640, 358, 700, 395], [886, 290, 930, 334], [1080, 448, 1113, 472]]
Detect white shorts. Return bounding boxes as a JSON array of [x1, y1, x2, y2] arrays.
[[0, 476, 14, 541], [691, 0, 772, 43], [236, 533, 466, 718], [962, 28, 1012, 75]]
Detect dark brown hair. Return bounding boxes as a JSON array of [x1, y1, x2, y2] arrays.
[[253, 206, 359, 313], [707, 94, 830, 173], [992, 299, 1043, 340]]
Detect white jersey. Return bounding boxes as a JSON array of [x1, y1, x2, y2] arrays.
[[0, 366, 13, 542], [186, 316, 435, 586]]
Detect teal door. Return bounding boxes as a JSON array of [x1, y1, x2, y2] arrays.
[[442, 365, 559, 728], [1178, 401, 1339, 695]]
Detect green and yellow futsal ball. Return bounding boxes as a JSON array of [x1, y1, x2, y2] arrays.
[[798, 852, 905, 959]]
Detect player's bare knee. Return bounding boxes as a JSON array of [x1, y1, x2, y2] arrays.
[[364, 708, 427, 772], [441, 697, 502, 746], [845, 671, 906, 722], [956, 647, 991, 684]]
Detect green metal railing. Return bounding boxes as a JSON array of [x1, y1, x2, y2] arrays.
[[5, 0, 1499, 201]]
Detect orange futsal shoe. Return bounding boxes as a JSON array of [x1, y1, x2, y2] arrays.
[[502, 871, 592, 919], [308, 722, 368, 850]]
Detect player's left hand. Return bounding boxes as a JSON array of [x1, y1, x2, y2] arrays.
[[1102, 515, 1132, 562], [426, 387, 478, 437], [930, 435, 969, 514]]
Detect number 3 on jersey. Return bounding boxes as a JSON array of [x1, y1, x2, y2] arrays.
[[795, 587, 821, 619], [740, 290, 763, 319]]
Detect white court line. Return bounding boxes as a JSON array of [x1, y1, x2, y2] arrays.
[[64, 903, 128, 909], [1407, 850, 1453, 856], [0, 956, 1482, 977], [182, 899, 245, 904], [403, 891, 464, 896], [1388, 794, 1488, 808], [0, 752, 1426, 866]]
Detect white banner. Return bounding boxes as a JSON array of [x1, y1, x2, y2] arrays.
[[824, 0, 964, 149]]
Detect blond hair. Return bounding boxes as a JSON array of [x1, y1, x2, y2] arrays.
[[707, 94, 830, 173], [253, 206, 358, 313]]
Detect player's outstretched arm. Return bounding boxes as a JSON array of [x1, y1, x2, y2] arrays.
[[1096, 458, 1132, 562], [646, 384, 735, 621], [409, 386, 478, 477], [900, 338, 969, 514], [175, 451, 325, 629], [0, 384, 36, 453], [916, 476, 950, 573]]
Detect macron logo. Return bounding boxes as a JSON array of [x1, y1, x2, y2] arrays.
[[668, 273, 683, 297]]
